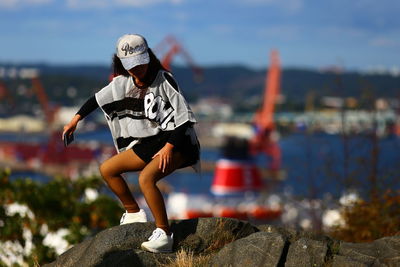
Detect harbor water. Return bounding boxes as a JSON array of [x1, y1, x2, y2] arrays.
[[5, 129, 400, 199]]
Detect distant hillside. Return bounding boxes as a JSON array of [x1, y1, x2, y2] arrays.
[[0, 62, 399, 114], [174, 65, 400, 111]]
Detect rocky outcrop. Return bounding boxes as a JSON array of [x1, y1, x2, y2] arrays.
[[208, 231, 286, 267], [44, 217, 400, 267]]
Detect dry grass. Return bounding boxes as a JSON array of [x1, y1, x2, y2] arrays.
[[205, 229, 236, 253], [162, 249, 212, 267], [33, 255, 40, 267], [163, 218, 239, 266], [329, 191, 400, 242], [204, 218, 237, 253]]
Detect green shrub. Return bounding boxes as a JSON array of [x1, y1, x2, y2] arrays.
[[0, 169, 123, 266], [329, 190, 400, 242]]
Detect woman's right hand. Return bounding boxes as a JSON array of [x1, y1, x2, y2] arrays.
[[62, 114, 81, 140]]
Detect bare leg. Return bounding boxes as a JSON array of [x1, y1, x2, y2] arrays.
[[99, 149, 147, 212], [138, 152, 185, 234]]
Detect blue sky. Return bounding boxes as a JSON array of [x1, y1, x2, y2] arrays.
[[0, 0, 399, 71]]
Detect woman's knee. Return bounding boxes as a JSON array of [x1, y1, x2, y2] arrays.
[[138, 172, 156, 190], [99, 160, 114, 180]]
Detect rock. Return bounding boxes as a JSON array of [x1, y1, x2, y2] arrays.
[[43, 218, 400, 267], [208, 232, 287, 267], [373, 236, 400, 266], [333, 235, 400, 267], [285, 238, 328, 267], [338, 241, 380, 266], [257, 224, 331, 243], [173, 216, 258, 253], [44, 217, 258, 267], [258, 224, 333, 267], [331, 255, 369, 267], [43, 222, 169, 267], [257, 224, 298, 241]]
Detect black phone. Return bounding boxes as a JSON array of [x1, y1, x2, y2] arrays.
[[63, 132, 74, 147]]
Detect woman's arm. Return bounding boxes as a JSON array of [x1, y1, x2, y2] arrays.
[[76, 96, 99, 119], [153, 122, 192, 172], [167, 121, 191, 148], [62, 96, 99, 140]]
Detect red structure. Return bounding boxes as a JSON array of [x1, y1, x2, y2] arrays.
[[30, 75, 100, 167], [211, 159, 263, 195], [31, 76, 59, 127], [0, 80, 14, 108], [250, 50, 282, 172], [154, 35, 203, 82], [0, 72, 101, 177]]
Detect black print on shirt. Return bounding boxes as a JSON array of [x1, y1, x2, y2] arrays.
[[144, 93, 174, 130]]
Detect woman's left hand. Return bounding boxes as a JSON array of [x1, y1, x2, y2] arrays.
[[153, 143, 174, 173]]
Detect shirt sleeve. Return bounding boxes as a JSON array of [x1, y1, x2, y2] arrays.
[[76, 95, 99, 119], [161, 72, 197, 128], [167, 121, 192, 147]]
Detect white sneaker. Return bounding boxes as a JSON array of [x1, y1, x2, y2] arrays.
[[120, 209, 148, 225], [140, 228, 173, 253]]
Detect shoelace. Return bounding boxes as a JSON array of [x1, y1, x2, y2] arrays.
[[148, 229, 164, 241]]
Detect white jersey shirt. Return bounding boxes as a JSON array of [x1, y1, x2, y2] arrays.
[[95, 70, 197, 153]]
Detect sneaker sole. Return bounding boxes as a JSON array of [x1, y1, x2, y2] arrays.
[[140, 244, 172, 253], [120, 220, 148, 225]]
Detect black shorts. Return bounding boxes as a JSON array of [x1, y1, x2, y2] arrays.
[[132, 128, 200, 169]]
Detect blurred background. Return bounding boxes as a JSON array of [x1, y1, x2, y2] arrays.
[[1, 0, 399, 265]]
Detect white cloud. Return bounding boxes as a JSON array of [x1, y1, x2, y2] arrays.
[[66, 0, 108, 9], [66, 0, 183, 9], [312, 25, 368, 42], [238, 0, 277, 4], [316, 26, 399, 48], [0, 0, 17, 8], [27, 0, 51, 3], [210, 24, 235, 35], [0, 0, 52, 9], [174, 11, 189, 22], [256, 25, 301, 41], [369, 37, 400, 48], [117, 0, 183, 6], [236, 0, 303, 13]]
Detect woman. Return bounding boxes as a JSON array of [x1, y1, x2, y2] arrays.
[[62, 34, 200, 253]]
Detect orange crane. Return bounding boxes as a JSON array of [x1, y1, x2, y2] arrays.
[[250, 50, 282, 172], [31, 76, 59, 127], [254, 50, 280, 130], [154, 35, 203, 82], [27, 72, 67, 163], [0, 79, 15, 108]]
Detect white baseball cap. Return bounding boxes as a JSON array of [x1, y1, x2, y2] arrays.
[[116, 34, 150, 70]]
